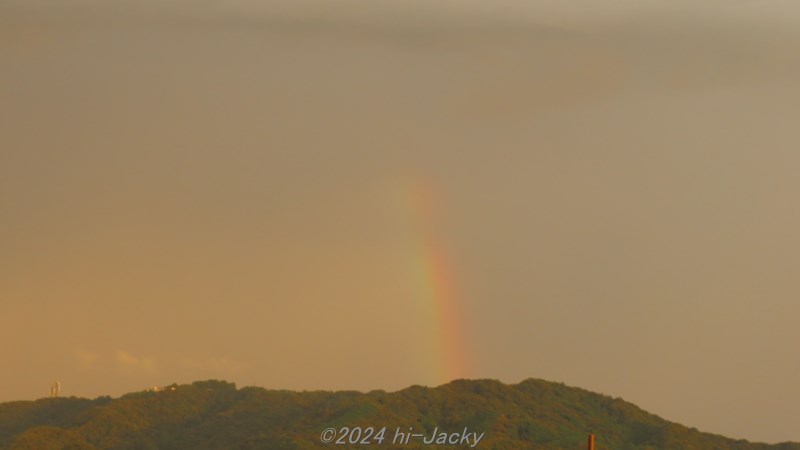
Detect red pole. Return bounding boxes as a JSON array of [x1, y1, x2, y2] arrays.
[[588, 433, 595, 450]]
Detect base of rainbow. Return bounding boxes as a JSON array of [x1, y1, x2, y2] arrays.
[[401, 179, 469, 384]]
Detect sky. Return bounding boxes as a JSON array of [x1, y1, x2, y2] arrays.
[[2, 0, 800, 444]]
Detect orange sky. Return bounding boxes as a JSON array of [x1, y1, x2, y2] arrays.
[[2, 0, 800, 444]]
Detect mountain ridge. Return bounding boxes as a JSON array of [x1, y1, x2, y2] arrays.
[[1, 378, 796, 449]]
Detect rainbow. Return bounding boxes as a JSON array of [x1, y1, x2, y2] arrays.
[[402, 179, 469, 384]]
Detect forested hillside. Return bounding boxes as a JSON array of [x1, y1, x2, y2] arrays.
[[1, 379, 797, 450]]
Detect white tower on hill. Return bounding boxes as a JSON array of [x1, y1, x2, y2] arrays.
[[49, 381, 61, 398]]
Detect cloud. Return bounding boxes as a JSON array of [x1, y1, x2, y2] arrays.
[[73, 349, 100, 370], [179, 357, 248, 375], [72, 349, 242, 376], [115, 349, 157, 374]]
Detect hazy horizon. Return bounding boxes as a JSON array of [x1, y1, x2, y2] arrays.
[[3, 0, 800, 444]]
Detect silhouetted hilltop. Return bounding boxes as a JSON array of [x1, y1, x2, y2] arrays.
[[1, 378, 797, 449]]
